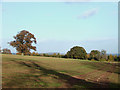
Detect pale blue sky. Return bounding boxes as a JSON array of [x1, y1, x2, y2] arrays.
[[2, 2, 118, 54]]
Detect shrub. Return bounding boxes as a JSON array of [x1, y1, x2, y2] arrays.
[[118, 56, 120, 61], [87, 54, 90, 60], [2, 48, 11, 54], [108, 54, 114, 61], [100, 50, 107, 60], [114, 55, 118, 61], [31, 52, 40, 56], [91, 59, 96, 61], [16, 53, 22, 55], [99, 59, 106, 61]]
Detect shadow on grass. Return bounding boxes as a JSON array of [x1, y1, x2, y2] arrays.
[[80, 61, 120, 74], [11, 60, 116, 89]]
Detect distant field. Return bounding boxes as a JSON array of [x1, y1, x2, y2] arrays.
[[2, 54, 120, 88]]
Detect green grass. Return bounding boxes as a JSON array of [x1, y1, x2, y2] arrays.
[[2, 54, 120, 88]]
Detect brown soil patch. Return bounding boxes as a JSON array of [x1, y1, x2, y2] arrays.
[[73, 63, 116, 88]]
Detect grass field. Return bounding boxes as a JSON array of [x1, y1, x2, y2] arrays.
[[2, 54, 120, 88]]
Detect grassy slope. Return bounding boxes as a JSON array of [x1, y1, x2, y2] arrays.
[[2, 54, 120, 88]]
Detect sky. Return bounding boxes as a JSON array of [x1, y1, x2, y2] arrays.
[[1, 0, 119, 2], [1, 2, 118, 54]]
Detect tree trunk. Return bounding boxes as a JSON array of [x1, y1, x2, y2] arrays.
[[22, 53, 24, 56]]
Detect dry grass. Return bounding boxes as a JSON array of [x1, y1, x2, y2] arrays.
[[2, 54, 120, 88]]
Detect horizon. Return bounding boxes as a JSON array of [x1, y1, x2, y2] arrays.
[[1, 2, 118, 54], [11, 52, 119, 55]]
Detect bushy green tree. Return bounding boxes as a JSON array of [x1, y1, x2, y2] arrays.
[[100, 50, 107, 61], [66, 46, 87, 59], [90, 50, 100, 60]]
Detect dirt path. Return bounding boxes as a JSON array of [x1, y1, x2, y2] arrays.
[[73, 63, 110, 80], [94, 63, 116, 84], [73, 63, 116, 88]]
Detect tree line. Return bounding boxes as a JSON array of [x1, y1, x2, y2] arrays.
[[1, 30, 119, 62], [64, 46, 120, 61], [0, 47, 11, 54]]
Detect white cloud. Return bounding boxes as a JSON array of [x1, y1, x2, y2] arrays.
[[77, 8, 98, 19]]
